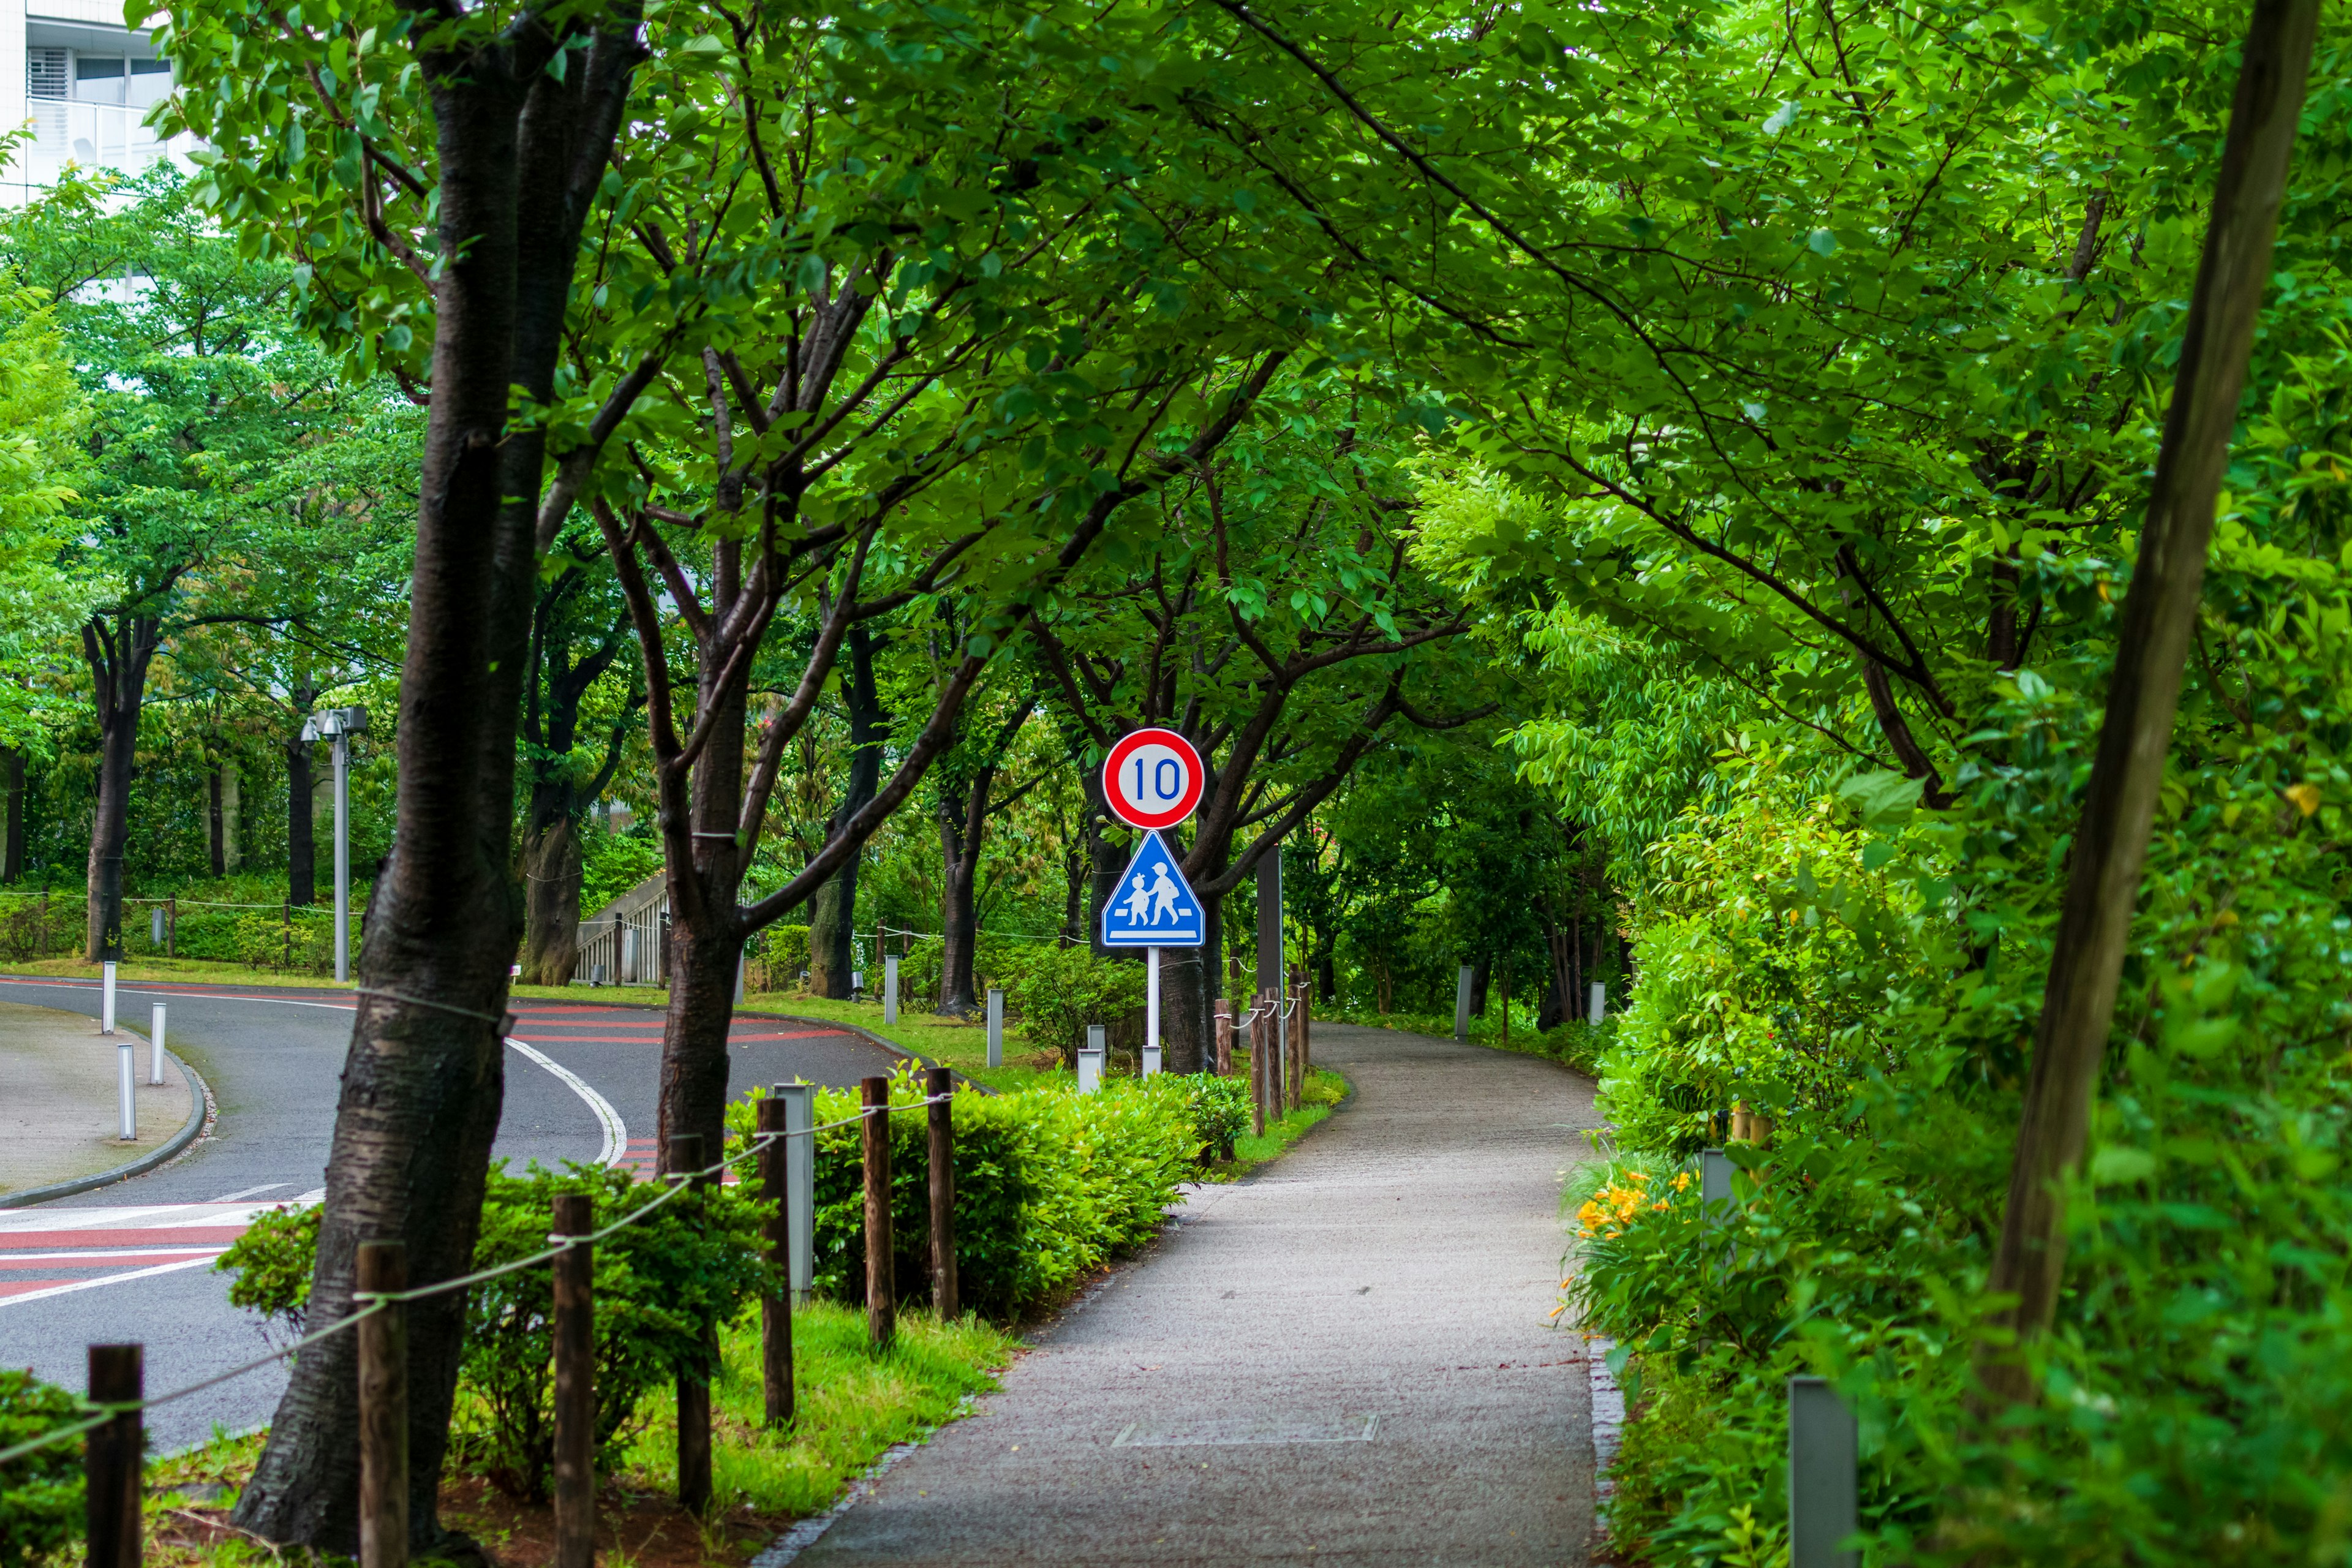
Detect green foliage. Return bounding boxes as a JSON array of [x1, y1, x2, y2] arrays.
[[0, 1368, 82, 1568], [728, 1066, 1197, 1320], [217, 1164, 778, 1502], [1001, 944, 1147, 1068], [1178, 1073, 1251, 1155]]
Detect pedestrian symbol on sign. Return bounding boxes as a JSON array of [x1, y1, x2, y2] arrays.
[[1101, 831, 1204, 947]]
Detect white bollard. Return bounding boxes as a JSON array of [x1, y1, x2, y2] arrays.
[[1788, 1376, 1859, 1568], [1453, 963, 1474, 1041], [986, 988, 1004, 1069], [1143, 947, 1161, 1076], [883, 953, 899, 1023], [101, 960, 116, 1035], [735, 951, 746, 1006], [148, 1004, 165, 1085], [1589, 980, 1608, 1022], [1077, 1024, 1106, 1093], [1701, 1148, 1735, 1221], [774, 1083, 815, 1303], [149, 907, 165, 949], [116, 1040, 135, 1140]]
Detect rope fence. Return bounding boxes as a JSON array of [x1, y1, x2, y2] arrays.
[[0, 1079, 961, 1568]]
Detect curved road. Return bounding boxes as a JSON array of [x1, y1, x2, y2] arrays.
[[0, 974, 902, 1450]]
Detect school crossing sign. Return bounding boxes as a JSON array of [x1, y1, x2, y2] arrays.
[[1101, 830, 1203, 948]]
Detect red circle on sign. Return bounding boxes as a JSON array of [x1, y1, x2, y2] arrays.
[[1101, 729, 1204, 831]]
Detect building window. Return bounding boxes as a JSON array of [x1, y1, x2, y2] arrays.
[[28, 48, 67, 100]]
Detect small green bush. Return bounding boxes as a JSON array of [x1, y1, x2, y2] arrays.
[[1000, 944, 1147, 1066], [0, 1369, 82, 1568], [216, 1163, 776, 1502], [1178, 1073, 1250, 1155], [727, 1065, 1199, 1321]]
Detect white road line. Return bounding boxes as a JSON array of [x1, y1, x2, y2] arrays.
[[507, 1038, 627, 1167], [211, 1184, 289, 1203], [0, 1246, 226, 1262], [0, 1254, 222, 1308]]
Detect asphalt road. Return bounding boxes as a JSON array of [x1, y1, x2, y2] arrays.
[[0, 974, 902, 1451]]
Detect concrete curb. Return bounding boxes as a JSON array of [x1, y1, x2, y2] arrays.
[[0, 1047, 211, 1209]]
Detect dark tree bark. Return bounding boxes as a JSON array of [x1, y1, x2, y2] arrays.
[[935, 698, 1036, 1017], [286, 724, 316, 908], [79, 611, 160, 961], [2, 745, 23, 884], [518, 555, 633, 986], [232, 8, 648, 1550], [809, 625, 886, 999], [207, 764, 225, 878], [1977, 0, 2319, 1409]]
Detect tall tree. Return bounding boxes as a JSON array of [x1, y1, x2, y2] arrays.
[[167, 0, 651, 1547]]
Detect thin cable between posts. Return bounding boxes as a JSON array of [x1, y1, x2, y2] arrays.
[[0, 1091, 957, 1472]]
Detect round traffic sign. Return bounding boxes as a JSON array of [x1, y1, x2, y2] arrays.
[[1102, 728, 1204, 831]]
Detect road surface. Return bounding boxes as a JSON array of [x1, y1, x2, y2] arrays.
[[0, 974, 901, 1450]]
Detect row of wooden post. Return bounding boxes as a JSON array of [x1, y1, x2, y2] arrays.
[[77, 1068, 960, 1568], [1211, 973, 1312, 1140]]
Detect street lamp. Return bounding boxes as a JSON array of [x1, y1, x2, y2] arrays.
[[300, 706, 369, 982]]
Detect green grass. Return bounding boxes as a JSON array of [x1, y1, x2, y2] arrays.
[[618, 1302, 1015, 1515], [1330, 1004, 1607, 1074]]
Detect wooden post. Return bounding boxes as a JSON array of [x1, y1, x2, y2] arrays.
[[1214, 998, 1232, 1076], [669, 1133, 712, 1514], [551, 1195, 594, 1568], [1250, 995, 1267, 1136], [862, 1076, 896, 1349], [757, 1096, 793, 1427], [356, 1241, 408, 1568], [925, 1066, 957, 1321], [85, 1344, 141, 1568]]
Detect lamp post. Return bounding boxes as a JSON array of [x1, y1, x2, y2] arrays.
[[301, 706, 369, 982]]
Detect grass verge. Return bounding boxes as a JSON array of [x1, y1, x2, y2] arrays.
[[139, 1302, 1014, 1568]]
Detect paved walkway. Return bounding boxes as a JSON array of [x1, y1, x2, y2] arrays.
[[0, 1000, 190, 1200], [799, 1022, 1604, 1567]]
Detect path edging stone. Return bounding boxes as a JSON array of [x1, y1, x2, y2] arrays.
[[0, 1047, 211, 1209]]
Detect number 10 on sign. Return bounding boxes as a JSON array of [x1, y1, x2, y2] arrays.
[[1100, 731, 1205, 1078]]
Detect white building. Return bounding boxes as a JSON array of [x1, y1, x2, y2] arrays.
[[0, 1, 191, 197]]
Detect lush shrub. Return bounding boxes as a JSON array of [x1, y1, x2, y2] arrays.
[[726, 1065, 1199, 1321], [1179, 1073, 1250, 1155], [0, 1368, 82, 1568], [750, 924, 811, 991], [216, 1163, 776, 1502], [1000, 944, 1147, 1066]]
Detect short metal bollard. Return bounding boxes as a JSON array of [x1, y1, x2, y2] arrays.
[[1589, 980, 1608, 1022], [777, 1083, 814, 1302], [147, 1004, 165, 1087], [356, 1240, 409, 1568], [883, 953, 899, 1024], [1453, 963, 1473, 1041], [116, 1038, 135, 1141], [86, 1344, 141, 1568], [101, 959, 117, 1035], [985, 987, 1004, 1069], [1700, 1148, 1734, 1221], [1788, 1376, 1858, 1568], [1077, 1025, 1105, 1094], [756, 1097, 793, 1427]]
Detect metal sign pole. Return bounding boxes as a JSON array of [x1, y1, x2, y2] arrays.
[[1144, 947, 1161, 1076], [333, 724, 351, 982]]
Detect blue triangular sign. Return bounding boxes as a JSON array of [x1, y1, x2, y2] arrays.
[[1101, 830, 1204, 947]]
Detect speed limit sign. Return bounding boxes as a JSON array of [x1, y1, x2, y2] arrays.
[[1102, 728, 1204, 831]]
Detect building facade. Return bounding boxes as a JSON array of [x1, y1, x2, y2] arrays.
[[1, 1, 190, 197]]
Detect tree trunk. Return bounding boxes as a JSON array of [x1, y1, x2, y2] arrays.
[[1164, 832, 1226, 1074], [287, 729, 316, 908], [937, 803, 981, 1016], [231, 14, 644, 1549], [809, 626, 884, 999], [208, 765, 226, 878], [80, 613, 158, 962], [518, 803, 582, 986], [1468, 956, 1491, 1019], [221, 761, 241, 872], [657, 917, 745, 1165], [1977, 0, 2319, 1409], [2, 745, 22, 883]]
